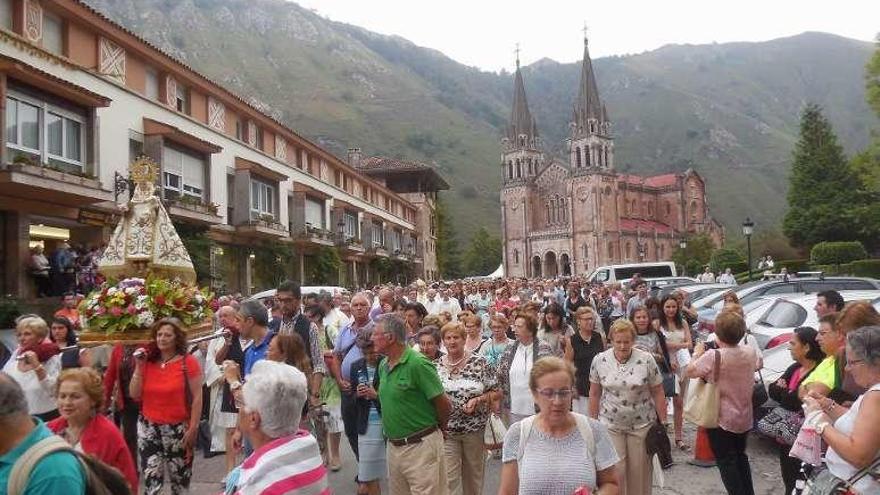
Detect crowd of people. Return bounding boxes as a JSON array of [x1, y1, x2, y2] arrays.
[[1, 275, 879, 495], [27, 242, 104, 297]]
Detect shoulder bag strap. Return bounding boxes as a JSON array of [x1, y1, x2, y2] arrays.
[[516, 415, 535, 463], [712, 349, 721, 382], [572, 413, 596, 459], [8, 435, 72, 495]]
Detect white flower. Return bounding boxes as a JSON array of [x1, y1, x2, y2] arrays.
[[137, 311, 155, 327], [194, 294, 205, 304], [125, 286, 139, 296], [137, 295, 149, 305], [107, 287, 118, 295]]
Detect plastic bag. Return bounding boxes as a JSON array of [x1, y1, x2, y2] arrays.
[[789, 424, 823, 466]]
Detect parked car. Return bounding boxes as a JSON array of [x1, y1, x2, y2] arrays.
[[655, 282, 730, 301], [585, 261, 676, 285], [750, 290, 880, 350], [758, 293, 880, 385], [247, 286, 347, 306], [693, 277, 880, 335]]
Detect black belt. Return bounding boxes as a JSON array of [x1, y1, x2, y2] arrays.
[[389, 426, 438, 446]]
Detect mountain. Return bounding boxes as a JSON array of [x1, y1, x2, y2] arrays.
[[85, 0, 879, 242]]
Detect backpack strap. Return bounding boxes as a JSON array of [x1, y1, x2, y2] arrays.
[[516, 415, 536, 463], [8, 435, 72, 495]]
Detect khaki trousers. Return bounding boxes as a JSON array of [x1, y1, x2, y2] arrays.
[[609, 424, 654, 495], [444, 430, 486, 495], [388, 429, 449, 495]]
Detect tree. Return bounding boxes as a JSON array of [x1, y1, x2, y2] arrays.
[[672, 233, 714, 276], [709, 247, 745, 274], [435, 196, 463, 279], [462, 227, 502, 276], [782, 104, 862, 249], [866, 35, 880, 117]]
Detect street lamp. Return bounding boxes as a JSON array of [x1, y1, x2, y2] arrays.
[[742, 217, 755, 281], [678, 237, 688, 275]]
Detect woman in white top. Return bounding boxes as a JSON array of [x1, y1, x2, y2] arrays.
[[1, 316, 61, 420], [655, 294, 692, 450], [804, 325, 880, 494], [494, 314, 554, 425]]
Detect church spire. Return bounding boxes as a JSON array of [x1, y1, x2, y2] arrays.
[[507, 44, 538, 147], [573, 33, 603, 129]]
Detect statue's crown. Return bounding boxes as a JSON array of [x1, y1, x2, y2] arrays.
[[130, 156, 159, 186]]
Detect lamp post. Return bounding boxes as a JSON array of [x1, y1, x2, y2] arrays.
[[742, 217, 755, 281], [678, 237, 688, 276]]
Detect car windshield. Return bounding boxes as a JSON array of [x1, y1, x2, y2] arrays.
[[695, 280, 765, 309], [758, 300, 808, 329]]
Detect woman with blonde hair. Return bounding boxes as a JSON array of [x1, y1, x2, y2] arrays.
[[2, 316, 61, 420], [438, 321, 496, 495], [499, 356, 619, 494], [48, 367, 138, 490], [590, 318, 667, 495]]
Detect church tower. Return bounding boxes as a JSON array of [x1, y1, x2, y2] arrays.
[[501, 52, 543, 184], [569, 35, 613, 171]]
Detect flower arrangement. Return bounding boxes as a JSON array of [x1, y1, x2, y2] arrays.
[[79, 276, 217, 335]]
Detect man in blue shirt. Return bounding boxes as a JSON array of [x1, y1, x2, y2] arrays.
[[0, 372, 85, 494], [331, 293, 374, 459]]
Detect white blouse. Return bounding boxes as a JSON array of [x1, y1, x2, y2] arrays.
[[2, 351, 61, 414], [509, 344, 535, 416]]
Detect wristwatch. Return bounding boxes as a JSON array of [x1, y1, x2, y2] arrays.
[[816, 421, 831, 436], [229, 380, 243, 391]]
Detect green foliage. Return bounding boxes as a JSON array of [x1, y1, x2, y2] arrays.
[[672, 234, 714, 276], [0, 297, 21, 328], [783, 104, 864, 249], [810, 241, 868, 265], [311, 247, 341, 285], [709, 247, 746, 274], [174, 222, 213, 286], [867, 36, 880, 117], [462, 227, 502, 277], [811, 260, 880, 278], [252, 240, 295, 289], [435, 196, 463, 278]]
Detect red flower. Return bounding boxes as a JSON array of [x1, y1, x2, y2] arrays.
[[155, 295, 166, 306], [127, 304, 137, 315], [209, 299, 220, 311], [110, 306, 123, 317]]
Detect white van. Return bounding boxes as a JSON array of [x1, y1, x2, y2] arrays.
[[586, 262, 677, 285]]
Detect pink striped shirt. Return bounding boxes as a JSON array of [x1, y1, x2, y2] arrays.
[[235, 430, 329, 495]]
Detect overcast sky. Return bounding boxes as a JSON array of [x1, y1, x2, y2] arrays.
[[294, 0, 879, 72]]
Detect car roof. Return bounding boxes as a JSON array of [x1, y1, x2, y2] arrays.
[[695, 277, 880, 309], [771, 290, 880, 305]]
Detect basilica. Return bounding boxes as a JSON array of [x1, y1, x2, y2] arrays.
[[500, 37, 724, 278]]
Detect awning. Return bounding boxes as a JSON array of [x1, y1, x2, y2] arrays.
[[144, 118, 222, 154]]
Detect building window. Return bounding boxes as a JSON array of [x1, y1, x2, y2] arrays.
[[255, 126, 263, 151], [372, 221, 384, 247], [582, 243, 588, 259], [607, 242, 614, 259], [162, 145, 205, 201], [144, 67, 158, 100], [235, 118, 244, 141], [175, 86, 189, 114], [575, 147, 581, 167], [513, 249, 519, 264], [0, 0, 12, 30], [6, 92, 85, 173], [390, 229, 403, 252], [42, 12, 63, 55], [342, 211, 358, 239], [250, 179, 275, 218], [304, 197, 324, 229]]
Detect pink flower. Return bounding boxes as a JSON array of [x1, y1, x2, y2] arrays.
[[110, 306, 123, 317], [96, 307, 106, 315], [127, 305, 137, 315]]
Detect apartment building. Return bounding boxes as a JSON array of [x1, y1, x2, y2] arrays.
[[0, 0, 439, 298]]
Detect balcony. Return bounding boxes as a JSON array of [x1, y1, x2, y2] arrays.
[[165, 197, 223, 225], [292, 225, 335, 247], [391, 248, 412, 262], [336, 235, 365, 253], [0, 160, 113, 206], [365, 243, 389, 258], [234, 214, 288, 239]]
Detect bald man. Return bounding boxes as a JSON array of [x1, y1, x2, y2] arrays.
[[368, 287, 394, 321], [331, 293, 375, 459]]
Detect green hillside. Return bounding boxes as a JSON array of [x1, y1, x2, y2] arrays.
[[86, 0, 879, 241]]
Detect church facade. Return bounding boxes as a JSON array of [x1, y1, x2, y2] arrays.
[[500, 38, 724, 278]]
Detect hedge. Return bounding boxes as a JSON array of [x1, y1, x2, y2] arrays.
[[810, 242, 868, 265]]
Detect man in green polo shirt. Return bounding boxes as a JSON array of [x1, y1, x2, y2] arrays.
[[0, 372, 85, 495], [372, 314, 451, 495]]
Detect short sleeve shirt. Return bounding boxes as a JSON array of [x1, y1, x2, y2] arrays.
[[0, 419, 85, 495], [243, 332, 275, 377], [589, 347, 662, 431], [377, 346, 445, 439], [142, 354, 202, 424], [800, 355, 837, 391], [501, 417, 619, 495], [690, 346, 757, 433], [436, 354, 496, 434]]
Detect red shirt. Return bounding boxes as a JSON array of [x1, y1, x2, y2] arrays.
[[141, 354, 201, 424], [48, 414, 139, 491]]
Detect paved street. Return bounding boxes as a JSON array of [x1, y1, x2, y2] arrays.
[[189, 423, 788, 494]]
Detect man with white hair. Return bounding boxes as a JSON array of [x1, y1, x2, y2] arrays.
[[225, 361, 327, 495]]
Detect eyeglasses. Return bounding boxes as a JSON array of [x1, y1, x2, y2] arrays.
[[535, 388, 574, 401], [275, 297, 296, 303], [846, 359, 865, 367]]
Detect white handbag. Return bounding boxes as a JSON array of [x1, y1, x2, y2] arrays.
[[483, 413, 507, 450]]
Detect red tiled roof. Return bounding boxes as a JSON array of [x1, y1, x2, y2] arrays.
[[619, 173, 679, 188], [619, 218, 674, 234]]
